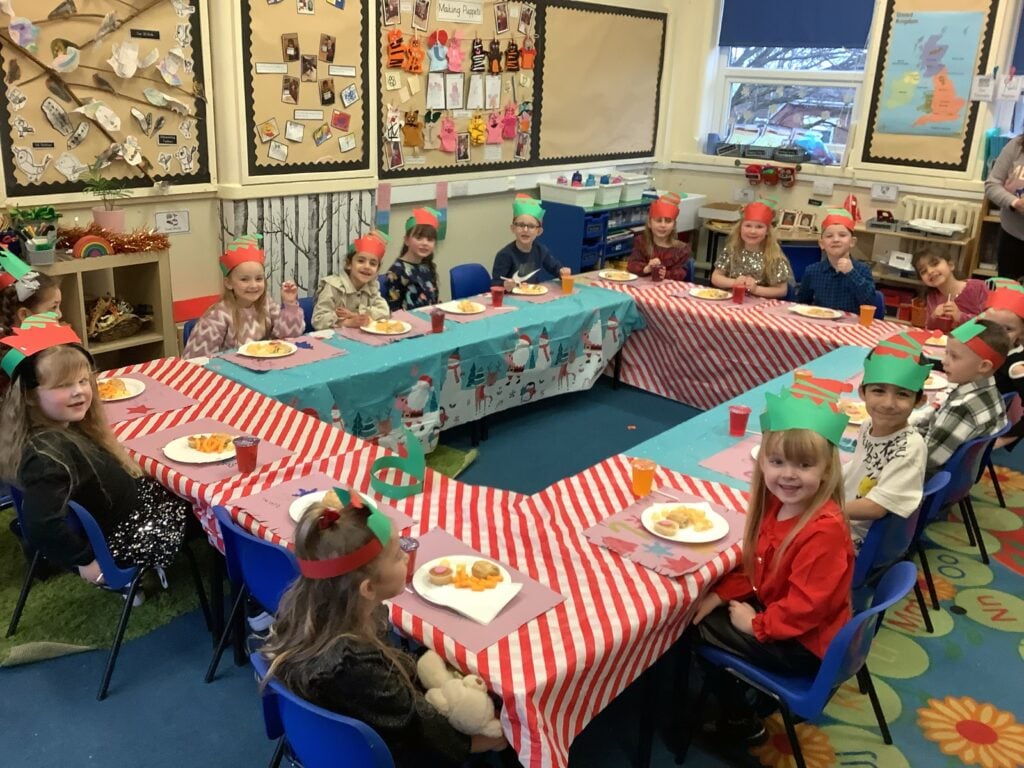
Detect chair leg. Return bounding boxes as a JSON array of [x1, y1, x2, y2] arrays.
[[613, 351, 622, 390], [637, 664, 655, 768], [210, 555, 225, 647], [267, 737, 285, 768], [916, 542, 940, 610], [958, 501, 976, 546], [964, 498, 989, 564], [480, 415, 489, 441], [6, 551, 39, 638], [913, 580, 934, 634], [674, 656, 707, 766], [858, 665, 892, 745], [98, 570, 146, 701], [231, 593, 249, 666], [205, 586, 247, 683], [181, 543, 213, 633], [987, 460, 1006, 508], [780, 706, 808, 768]]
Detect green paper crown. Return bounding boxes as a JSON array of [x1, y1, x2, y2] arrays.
[[863, 330, 935, 392], [0, 247, 32, 281], [760, 377, 852, 446], [332, 486, 392, 545], [1, 311, 82, 378], [951, 317, 986, 344], [369, 428, 426, 500], [986, 276, 1023, 292], [512, 194, 545, 222]]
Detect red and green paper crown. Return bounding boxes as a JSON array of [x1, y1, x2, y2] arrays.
[[1, 311, 82, 377], [951, 317, 1006, 367], [760, 375, 853, 446], [985, 276, 1024, 319], [743, 200, 775, 226], [863, 330, 937, 392], [649, 193, 681, 220], [405, 206, 441, 232], [821, 208, 855, 232], [295, 487, 393, 580], [353, 230, 390, 259], [219, 234, 265, 275], [0, 247, 39, 298], [512, 193, 545, 222]]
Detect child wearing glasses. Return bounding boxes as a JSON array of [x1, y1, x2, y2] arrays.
[[491, 194, 570, 290]]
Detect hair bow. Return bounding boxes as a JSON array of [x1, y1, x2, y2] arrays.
[[318, 508, 340, 529]]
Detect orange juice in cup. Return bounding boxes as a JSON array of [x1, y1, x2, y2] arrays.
[[561, 275, 574, 294], [631, 458, 656, 497], [794, 369, 812, 384]]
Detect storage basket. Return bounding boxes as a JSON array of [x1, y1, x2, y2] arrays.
[[595, 182, 623, 206], [537, 181, 598, 207], [619, 173, 650, 203]]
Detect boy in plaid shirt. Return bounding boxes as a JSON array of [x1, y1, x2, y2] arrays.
[[914, 318, 1010, 475]]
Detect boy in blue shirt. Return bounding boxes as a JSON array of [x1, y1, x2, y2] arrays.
[[797, 209, 877, 313], [491, 194, 570, 289]]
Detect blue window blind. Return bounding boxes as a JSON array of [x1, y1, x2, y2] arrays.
[[719, 0, 873, 49]]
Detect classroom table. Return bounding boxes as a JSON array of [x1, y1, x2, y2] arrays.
[[592, 278, 904, 409], [204, 284, 644, 451]]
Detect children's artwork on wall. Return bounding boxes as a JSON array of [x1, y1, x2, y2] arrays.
[[241, 0, 369, 175], [0, 0, 210, 196]]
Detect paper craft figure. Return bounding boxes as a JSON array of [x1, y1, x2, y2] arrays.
[[157, 152, 173, 173], [143, 88, 191, 115], [387, 29, 406, 68], [402, 110, 423, 151], [180, 117, 195, 139], [8, 87, 26, 111], [404, 36, 425, 74], [50, 39, 80, 73], [10, 17, 39, 52], [447, 31, 464, 72], [54, 152, 87, 181], [504, 40, 520, 72], [520, 37, 536, 69], [13, 116, 33, 138], [427, 31, 448, 72], [121, 136, 144, 166], [384, 103, 403, 141], [438, 116, 457, 152], [470, 37, 486, 72], [108, 41, 141, 78], [487, 40, 502, 74], [74, 101, 121, 131], [176, 145, 198, 173], [501, 102, 517, 139], [485, 111, 502, 144], [13, 148, 51, 183], [172, 0, 195, 17], [466, 74, 484, 109], [159, 48, 187, 86], [176, 22, 192, 48], [468, 113, 485, 145], [95, 12, 118, 42], [41, 97, 73, 136]]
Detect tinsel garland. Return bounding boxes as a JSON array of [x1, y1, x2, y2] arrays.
[[57, 225, 170, 253]]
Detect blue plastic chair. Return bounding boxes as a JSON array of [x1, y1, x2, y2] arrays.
[[182, 318, 197, 349], [873, 290, 887, 320], [784, 283, 797, 302], [681, 562, 918, 768], [204, 505, 299, 683], [683, 259, 695, 283], [251, 652, 396, 768], [449, 263, 491, 300], [299, 295, 315, 333]]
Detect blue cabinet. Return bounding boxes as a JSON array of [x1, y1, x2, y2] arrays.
[[538, 199, 651, 274]]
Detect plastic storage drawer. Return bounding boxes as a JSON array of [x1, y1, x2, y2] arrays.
[[583, 215, 607, 240], [580, 243, 604, 270], [604, 236, 635, 259]]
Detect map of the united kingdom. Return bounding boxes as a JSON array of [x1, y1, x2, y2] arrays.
[[876, 11, 983, 137]]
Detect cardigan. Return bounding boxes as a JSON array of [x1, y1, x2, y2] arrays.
[[627, 238, 691, 281], [182, 300, 304, 358], [984, 139, 1024, 241], [924, 279, 988, 330], [713, 496, 854, 658], [311, 271, 390, 330]]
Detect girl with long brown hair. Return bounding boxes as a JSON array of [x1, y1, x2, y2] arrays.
[[384, 207, 442, 311]]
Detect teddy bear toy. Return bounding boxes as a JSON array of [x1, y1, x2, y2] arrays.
[[416, 650, 503, 738]]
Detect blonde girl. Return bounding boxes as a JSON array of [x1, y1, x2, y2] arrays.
[[384, 207, 441, 311], [691, 381, 854, 744], [260, 494, 507, 765], [311, 231, 392, 329], [711, 202, 792, 298], [627, 193, 692, 281], [0, 316, 189, 589], [182, 234, 302, 358]]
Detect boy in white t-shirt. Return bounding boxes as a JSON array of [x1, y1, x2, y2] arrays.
[[844, 331, 932, 549]]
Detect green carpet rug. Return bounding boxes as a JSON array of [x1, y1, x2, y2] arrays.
[[0, 506, 211, 667], [426, 444, 478, 479]]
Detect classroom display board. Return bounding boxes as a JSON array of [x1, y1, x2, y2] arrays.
[[536, 2, 664, 162], [241, 0, 370, 175], [0, 0, 210, 196], [861, 0, 997, 170], [376, 0, 539, 178]]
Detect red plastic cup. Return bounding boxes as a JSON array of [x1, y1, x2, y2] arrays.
[[232, 436, 261, 474], [399, 536, 419, 583], [728, 405, 751, 437], [431, 309, 445, 333], [933, 316, 954, 334], [732, 284, 746, 304], [490, 286, 505, 307]]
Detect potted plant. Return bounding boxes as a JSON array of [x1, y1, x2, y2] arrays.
[[83, 170, 132, 232]]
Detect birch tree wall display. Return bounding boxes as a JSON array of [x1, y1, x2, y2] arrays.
[[219, 190, 375, 298], [0, 0, 210, 196]]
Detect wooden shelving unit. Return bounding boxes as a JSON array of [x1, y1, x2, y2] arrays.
[[35, 251, 177, 368]]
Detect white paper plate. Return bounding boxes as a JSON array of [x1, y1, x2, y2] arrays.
[[924, 372, 949, 391], [598, 270, 637, 282], [289, 490, 328, 522], [688, 287, 731, 301], [924, 335, 948, 348], [788, 304, 843, 320], [238, 340, 298, 358], [412, 555, 520, 625], [98, 377, 146, 402], [840, 399, 869, 426], [512, 284, 549, 296], [362, 320, 412, 335], [162, 434, 236, 464], [439, 300, 486, 315], [641, 502, 729, 544], [750, 445, 759, 460]]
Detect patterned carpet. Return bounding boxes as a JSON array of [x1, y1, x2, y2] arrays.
[[740, 467, 1024, 768]]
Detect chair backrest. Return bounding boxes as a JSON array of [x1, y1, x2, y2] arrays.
[[873, 290, 886, 320], [299, 296, 315, 333], [942, 423, 1011, 506], [67, 500, 137, 590], [781, 244, 821, 283], [684, 258, 694, 282], [212, 506, 299, 613], [250, 653, 395, 768], [854, 471, 949, 588], [449, 263, 491, 300], [784, 283, 797, 302], [799, 562, 917, 718], [976, 392, 1017, 482], [182, 318, 198, 349]]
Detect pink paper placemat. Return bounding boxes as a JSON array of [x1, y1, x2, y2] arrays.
[[426, 303, 519, 324], [390, 528, 565, 654], [226, 473, 416, 542], [121, 417, 294, 485], [700, 434, 854, 485], [762, 304, 859, 325], [221, 337, 348, 371], [334, 311, 433, 346], [582, 486, 745, 578], [100, 374, 198, 424], [619, 278, 674, 292], [668, 290, 775, 310]]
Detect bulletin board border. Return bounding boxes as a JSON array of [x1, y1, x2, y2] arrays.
[[241, 0, 371, 177], [859, 0, 997, 171], [0, 6, 212, 198], [532, 1, 665, 166]]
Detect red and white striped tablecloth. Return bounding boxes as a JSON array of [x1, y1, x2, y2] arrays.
[[599, 281, 905, 409]]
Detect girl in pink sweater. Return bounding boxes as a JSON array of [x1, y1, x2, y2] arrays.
[[182, 234, 303, 358], [914, 248, 987, 332]]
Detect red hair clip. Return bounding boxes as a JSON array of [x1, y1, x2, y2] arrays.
[[318, 509, 340, 529]]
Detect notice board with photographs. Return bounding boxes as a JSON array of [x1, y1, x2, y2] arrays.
[[861, 0, 997, 170], [376, 0, 539, 178], [0, 0, 210, 197], [241, 0, 370, 176]]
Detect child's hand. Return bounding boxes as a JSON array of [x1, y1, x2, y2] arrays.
[[335, 307, 354, 320], [692, 592, 723, 625], [343, 313, 370, 328], [281, 281, 298, 305], [946, 302, 961, 322], [503, 278, 515, 292], [728, 600, 756, 635], [656, 266, 667, 280], [835, 257, 853, 274], [559, 267, 571, 277], [78, 560, 103, 584], [649, 257, 661, 269], [738, 275, 757, 289]]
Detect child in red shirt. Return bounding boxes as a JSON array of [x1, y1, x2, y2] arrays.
[[691, 377, 855, 744], [627, 193, 691, 281]]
